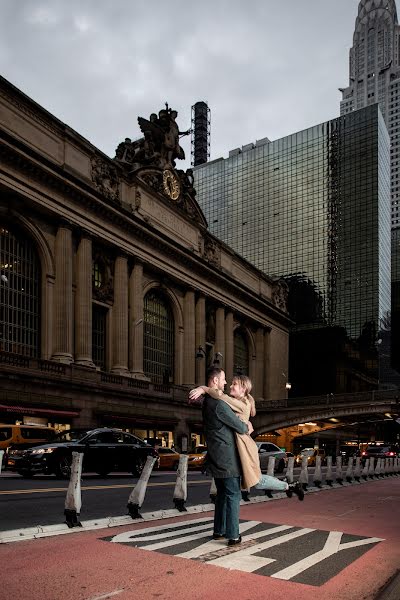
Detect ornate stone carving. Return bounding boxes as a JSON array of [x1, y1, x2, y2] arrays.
[[91, 156, 120, 203], [272, 279, 289, 313], [203, 238, 221, 267]]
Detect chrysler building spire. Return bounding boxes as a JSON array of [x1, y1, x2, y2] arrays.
[[340, 0, 400, 228]]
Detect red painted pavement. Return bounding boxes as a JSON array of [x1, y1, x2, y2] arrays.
[[1, 478, 399, 600]]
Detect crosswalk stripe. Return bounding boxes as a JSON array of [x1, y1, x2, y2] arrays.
[[177, 521, 263, 559], [208, 528, 315, 569], [110, 517, 213, 544]]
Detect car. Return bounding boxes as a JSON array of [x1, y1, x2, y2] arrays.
[[255, 442, 286, 473], [295, 448, 326, 466], [362, 443, 399, 462], [156, 447, 181, 470], [187, 445, 207, 471], [7, 427, 158, 479]]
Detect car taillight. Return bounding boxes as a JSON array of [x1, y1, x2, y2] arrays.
[[385, 452, 395, 456], [362, 451, 366, 456]]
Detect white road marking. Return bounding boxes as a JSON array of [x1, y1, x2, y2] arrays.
[[271, 531, 384, 580], [177, 521, 264, 559], [112, 521, 214, 544], [110, 517, 213, 543], [86, 590, 124, 600], [208, 528, 315, 570]]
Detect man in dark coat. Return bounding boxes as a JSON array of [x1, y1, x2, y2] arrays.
[[202, 367, 253, 545]]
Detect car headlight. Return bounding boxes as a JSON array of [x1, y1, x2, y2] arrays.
[[31, 448, 56, 455], [191, 456, 202, 461]]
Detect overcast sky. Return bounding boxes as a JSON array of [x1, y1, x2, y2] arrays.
[[1, 0, 362, 168]]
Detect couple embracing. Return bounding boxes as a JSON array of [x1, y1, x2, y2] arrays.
[[189, 367, 303, 547]]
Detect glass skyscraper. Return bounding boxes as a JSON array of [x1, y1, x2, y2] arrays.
[[194, 105, 392, 395], [340, 0, 400, 376]]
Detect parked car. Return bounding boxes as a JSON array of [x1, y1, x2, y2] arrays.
[[187, 445, 207, 471], [156, 447, 181, 470], [295, 448, 326, 466], [256, 442, 286, 473], [362, 443, 399, 462], [7, 427, 158, 478]]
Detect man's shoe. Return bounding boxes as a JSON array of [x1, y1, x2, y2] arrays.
[[212, 533, 225, 540], [289, 482, 305, 501], [228, 536, 242, 546]]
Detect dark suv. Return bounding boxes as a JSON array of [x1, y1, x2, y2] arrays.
[[362, 443, 399, 462], [7, 427, 158, 478]]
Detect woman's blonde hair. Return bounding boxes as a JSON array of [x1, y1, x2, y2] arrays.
[[232, 374, 256, 416], [232, 374, 252, 396]]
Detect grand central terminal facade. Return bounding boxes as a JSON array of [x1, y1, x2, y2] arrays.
[[0, 76, 290, 450]]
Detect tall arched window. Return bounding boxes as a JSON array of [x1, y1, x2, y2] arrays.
[[234, 329, 249, 375], [143, 290, 174, 383], [0, 226, 40, 357]]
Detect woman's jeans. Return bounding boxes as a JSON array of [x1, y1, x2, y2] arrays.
[[214, 476, 241, 540]]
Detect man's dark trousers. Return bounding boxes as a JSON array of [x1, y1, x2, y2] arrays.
[[214, 476, 241, 540]]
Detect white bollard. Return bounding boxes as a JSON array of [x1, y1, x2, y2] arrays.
[[127, 455, 156, 519], [374, 457, 381, 478], [173, 454, 188, 512], [362, 458, 370, 479], [264, 456, 276, 497], [64, 452, 83, 528], [384, 458, 389, 476], [335, 456, 343, 484], [368, 457, 375, 478], [354, 457, 361, 481], [299, 455, 309, 488], [345, 457, 354, 483], [313, 455, 322, 487], [286, 456, 294, 484], [0, 450, 4, 475], [210, 477, 217, 503], [325, 456, 333, 486]]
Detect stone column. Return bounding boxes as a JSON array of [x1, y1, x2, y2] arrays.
[[183, 289, 196, 385], [51, 225, 73, 363], [215, 306, 225, 369], [111, 256, 129, 373], [195, 296, 206, 384], [129, 261, 147, 379], [263, 328, 271, 399], [255, 327, 264, 399], [75, 236, 94, 367], [225, 311, 234, 384]]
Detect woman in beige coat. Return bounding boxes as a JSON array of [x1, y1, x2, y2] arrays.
[[190, 375, 304, 498]]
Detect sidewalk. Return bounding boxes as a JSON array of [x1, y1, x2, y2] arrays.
[[1, 478, 399, 600]]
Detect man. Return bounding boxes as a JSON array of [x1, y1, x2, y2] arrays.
[[201, 367, 253, 546]]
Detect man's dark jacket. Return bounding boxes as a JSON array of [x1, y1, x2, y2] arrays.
[[202, 394, 249, 478]]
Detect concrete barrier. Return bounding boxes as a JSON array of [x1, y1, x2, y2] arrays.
[[127, 456, 156, 519], [345, 457, 354, 483], [0, 450, 4, 476], [313, 455, 322, 487], [361, 458, 370, 480], [368, 457, 375, 478], [299, 455, 309, 489], [264, 456, 276, 497], [173, 454, 188, 512], [64, 452, 83, 528], [209, 477, 217, 503], [335, 456, 343, 485], [354, 457, 361, 482], [325, 456, 333, 486], [285, 456, 294, 484]]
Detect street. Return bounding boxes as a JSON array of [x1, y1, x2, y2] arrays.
[[0, 475, 399, 600]]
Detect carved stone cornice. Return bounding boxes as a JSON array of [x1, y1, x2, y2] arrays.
[[90, 155, 120, 204]]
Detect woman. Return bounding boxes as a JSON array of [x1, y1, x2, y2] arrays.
[[189, 375, 304, 499]]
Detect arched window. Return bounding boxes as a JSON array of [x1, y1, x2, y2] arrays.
[[0, 226, 40, 357], [234, 329, 249, 375], [143, 290, 174, 383]]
